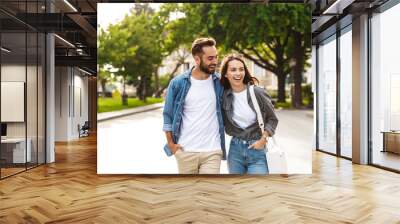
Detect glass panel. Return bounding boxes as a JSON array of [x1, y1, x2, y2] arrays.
[[26, 0, 38, 169], [340, 28, 352, 158], [27, 30, 38, 169], [318, 35, 337, 154], [1, 30, 27, 177], [0, 1, 46, 178], [38, 32, 45, 165], [371, 4, 400, 171]]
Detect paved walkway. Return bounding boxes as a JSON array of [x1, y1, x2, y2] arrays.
[[98, 107, 313, 174], [97, 103, 164, 122]]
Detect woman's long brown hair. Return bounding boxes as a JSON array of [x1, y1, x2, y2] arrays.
[[220, 53, 259, 90]]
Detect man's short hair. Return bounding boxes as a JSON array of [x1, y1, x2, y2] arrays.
[[191, 37, 216, 57]]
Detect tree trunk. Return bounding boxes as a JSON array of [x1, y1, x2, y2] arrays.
[[143, 75, 148, 103], [292, 31, 304, 108], [137, 75, 148, 102], [155, 61, 183, 97], [154, 69, 159, 97], [122, 77, 128, 106], [277, 72, 287, 103], [100, 79, 107, 96], [137, 78, 144, 101]]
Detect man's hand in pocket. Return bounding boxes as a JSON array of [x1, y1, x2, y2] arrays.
[[169, 143, 183, 155]]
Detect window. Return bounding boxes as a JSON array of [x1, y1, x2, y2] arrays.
[[370, 3, 400, 171], [339, 27, 352, 158], [0, 2, 46, 179], [317, 35, 337, 154]]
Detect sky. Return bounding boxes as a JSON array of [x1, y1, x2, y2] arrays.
[[97, 3, 162, 32]]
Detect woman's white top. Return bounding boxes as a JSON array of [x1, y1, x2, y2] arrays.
[[232, 89, 257, 129]]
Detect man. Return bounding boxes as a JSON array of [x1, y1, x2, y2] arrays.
[[162, 37, 225, 174]]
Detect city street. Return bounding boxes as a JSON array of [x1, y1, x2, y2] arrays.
[[98, 108, 313, 174]]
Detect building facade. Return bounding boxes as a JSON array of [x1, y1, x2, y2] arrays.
[[312, 0, 400, 172]]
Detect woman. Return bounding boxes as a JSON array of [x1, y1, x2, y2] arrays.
[[220, 53, 278, 174]]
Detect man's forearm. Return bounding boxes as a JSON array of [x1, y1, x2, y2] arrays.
[[165, 131, 175, 145]]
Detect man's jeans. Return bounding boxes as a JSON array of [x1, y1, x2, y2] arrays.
[[228, 137, 269, 175]]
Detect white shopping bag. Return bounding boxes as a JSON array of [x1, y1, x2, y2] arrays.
[[266, 138, 287, 174], [249, 85, 287, 174]]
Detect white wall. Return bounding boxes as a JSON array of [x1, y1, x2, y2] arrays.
[[1, 63, 46, 164], [1, 65, 25, 125], [55, 66, 69, 141], [1, 82, 25, 122], [158, 48, 194, 77], [72, 72, 89, 138], [247, 60, 278, 91], [55, 67, 89, 141], [1, 65, 27, 138]]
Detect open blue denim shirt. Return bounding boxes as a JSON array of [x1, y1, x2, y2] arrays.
[[162, 68, 226, 160]]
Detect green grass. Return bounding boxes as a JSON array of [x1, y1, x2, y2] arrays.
[[274, 100, 292, 109], [98, 97, 164, 113], [273, 98, 313, 109]]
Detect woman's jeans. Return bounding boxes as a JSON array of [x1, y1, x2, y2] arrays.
[[228, 137, 269, 174]]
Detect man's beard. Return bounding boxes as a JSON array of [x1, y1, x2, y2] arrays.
[[199, 59, 216, 74]]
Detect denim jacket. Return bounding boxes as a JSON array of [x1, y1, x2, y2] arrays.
[[162, 68, 226, 159]]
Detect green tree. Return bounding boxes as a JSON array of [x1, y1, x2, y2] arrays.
[[98, 24, 138, 105], [172, 3, 310, 103], [97, 29, 116, 97], [98, 68, 114, 94], [154, 3, 200, 96], [289, 5, 311, 108], [98, 5, 164, 103], [122, 13, 159, 101]]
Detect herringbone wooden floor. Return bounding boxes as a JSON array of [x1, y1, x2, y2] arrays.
[[1, 134, 400, 224]]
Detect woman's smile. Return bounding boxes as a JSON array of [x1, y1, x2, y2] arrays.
[[233, 75, 242, 81]]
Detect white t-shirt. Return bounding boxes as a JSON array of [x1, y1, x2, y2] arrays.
[[232, 89, 257, 129], [178, 76, 221, 152]]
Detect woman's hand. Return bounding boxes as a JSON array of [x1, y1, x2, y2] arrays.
[[249, 138, 267, 150], [249, 131, 270, 150]]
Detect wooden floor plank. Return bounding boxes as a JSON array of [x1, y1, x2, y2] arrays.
[[0, 134, 399, 223]]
